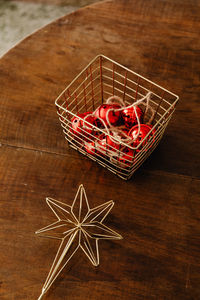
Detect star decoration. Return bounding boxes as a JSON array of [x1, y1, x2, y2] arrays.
[[36, 184, 122, 300]]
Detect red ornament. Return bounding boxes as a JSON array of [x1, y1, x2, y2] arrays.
[[118, 149, 135, 168], [71, 112, 100, 142], [128, 124, 155, 150], [107, 128, 130, 151], [82, 114, 103, 133], [71, 112, 89, 135], [96, 134, 111, 156], [112, 148, 135, 169], [122, 105, 143, 128], [84, 140, 96, 155], [84, 133, 108, 156], [94, 103, 122, 127]]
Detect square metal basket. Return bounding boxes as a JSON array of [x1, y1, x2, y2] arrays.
[[55, 55, 179, 180]]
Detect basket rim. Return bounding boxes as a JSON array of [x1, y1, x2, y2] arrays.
[[55, 54, 179, 106]]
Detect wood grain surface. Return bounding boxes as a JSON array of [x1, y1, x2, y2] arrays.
[[0, 0, 200, 299]]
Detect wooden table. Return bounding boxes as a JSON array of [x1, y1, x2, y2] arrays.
[[0, 0, 200, 299]]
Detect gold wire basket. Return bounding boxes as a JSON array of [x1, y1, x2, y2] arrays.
[[55, 55, 179, 180]]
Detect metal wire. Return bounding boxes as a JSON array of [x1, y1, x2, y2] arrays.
[[55, 55, 179, 180], [36, 184, 122, 299]]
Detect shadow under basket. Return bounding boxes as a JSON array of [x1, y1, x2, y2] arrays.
[[55, 55, 179, 180]]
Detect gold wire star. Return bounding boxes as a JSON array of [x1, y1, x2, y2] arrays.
[[36, 184, 122, 299]]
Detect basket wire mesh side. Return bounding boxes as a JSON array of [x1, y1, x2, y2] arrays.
[[55, 55, 179, 180]]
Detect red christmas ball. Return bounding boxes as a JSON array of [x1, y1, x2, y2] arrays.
[[122, 105, 143, 128], [71, 112, 100, 142], [128, 124, 155, 150], [111, 148, 135, 169], [118, 148, 135, 168], [94, 103, 122, 127], [84, 140, 96, 155], [82, 114, 103, 133], [84, 133, 108, 156], [107, 128, 130, 151], [96, 134, 111, 156], [71, 112, 90, 135]]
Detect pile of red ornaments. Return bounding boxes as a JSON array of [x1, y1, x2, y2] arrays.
[[70, 99, 155, 169]]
